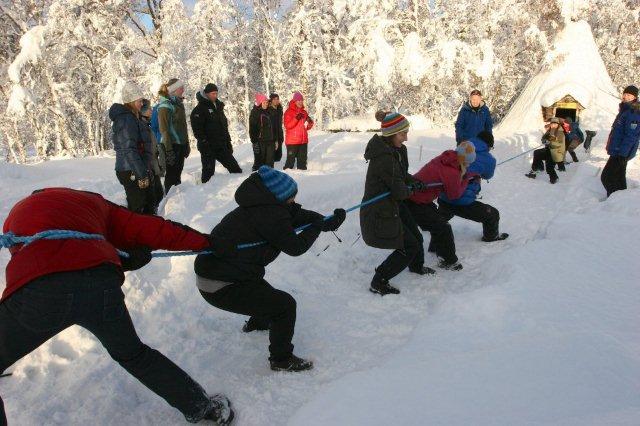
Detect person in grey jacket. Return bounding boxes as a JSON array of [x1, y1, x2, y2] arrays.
[[109, 81, 155, 213]]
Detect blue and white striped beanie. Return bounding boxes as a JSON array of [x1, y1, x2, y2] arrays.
[[257, 166, 298, 202]]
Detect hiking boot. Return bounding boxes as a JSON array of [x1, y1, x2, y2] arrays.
[[242, 316, 270, 333], [270, 354, 314, 372], [525, 171, 537, 179], [370, 274, 400, 295], [437, 259, 463, 271], [409, 266, 436, 275], [482, 233, 509, 242], [203, 394, 234, 426]]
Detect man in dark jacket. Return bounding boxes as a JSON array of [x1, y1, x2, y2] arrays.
[[1, 188, 235, 425], [454, 89, 493, 145], [190, 84, 242, 184], [601, 85, 640, 197], [269, 94, 284, 162], [195, 166, 345, 372]]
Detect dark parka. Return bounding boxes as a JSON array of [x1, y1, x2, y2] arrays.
[[109, 103, 153, 180], [194, 173, 323, 283], [607, 101, 640, 160], [190, 91, 232, 154], [269, 104, 284, 145], [360, 135, 414, 250], [249, 105, 275, 144]]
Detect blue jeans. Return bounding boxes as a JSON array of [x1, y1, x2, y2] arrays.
[[0, 264, 210, 423]]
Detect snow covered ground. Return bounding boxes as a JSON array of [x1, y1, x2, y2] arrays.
[[1, 127, 639, 425]]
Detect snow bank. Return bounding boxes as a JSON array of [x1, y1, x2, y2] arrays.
[[498, 20, 619, 136]]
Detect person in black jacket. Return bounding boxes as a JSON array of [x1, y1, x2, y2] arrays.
[[190, 84, 242, 184], [250, 93, 276, 169], [269, 93, 284, 162], [194, 166, 346, 372]]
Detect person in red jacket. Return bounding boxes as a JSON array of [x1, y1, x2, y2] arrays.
[[406, 142, 476, 271], [283, 91, 314, 170], [0, 188, 234, 425]]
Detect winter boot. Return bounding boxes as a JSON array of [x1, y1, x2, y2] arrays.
[[557, 162, 566, 172], [242, 316, 270, 333], [482, 232, 509, 242], [270, 354, 314, 372], [569, 151, 579, 162], [369, 274, 400, 295], [525, 171, 537, 179], [550, 175, 558, 184], [437, 259, 463, 271], [203, 394, 234, 426], [409, 266, 437, 275], [584, 130, 596, 150]]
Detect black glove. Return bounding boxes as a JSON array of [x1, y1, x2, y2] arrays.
[[165, 149, 176, 166], [314, 209, 346, 232], [119, 247, 152, 271], [207, 234, 237, 258], [410, 181, 427, 192], [295, 112, 304, 120]]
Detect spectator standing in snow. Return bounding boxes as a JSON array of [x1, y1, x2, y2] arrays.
[[195, 166, 345, 372], [563, 117, 584, 163], [525, 117, 566, 184], [140, 99, 165, 212], [601, 85, 640, 197], [110, 81, 155, 214], [360, 111, 437, 296], [158, 78, 190, 194], [269, 93, 285, 163], [438, 131, 509, 243], [190, 83, 242, 183], [0, 188, 235, 425], [249, 93, 276, 169], [283, 92, 314, 170], [405, 142, 476, 272], [454, 89, 493, 145]]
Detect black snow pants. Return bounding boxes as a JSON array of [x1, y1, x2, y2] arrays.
[[406, 200, 458, 264], [601, 155, 628, 197]]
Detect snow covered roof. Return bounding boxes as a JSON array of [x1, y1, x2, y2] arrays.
[[497, 20, 619, 135]]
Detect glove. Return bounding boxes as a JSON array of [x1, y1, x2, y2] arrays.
[[119, 247, 152, 271], [295, 112, 304, 120], [137, 176, 150, 189], [306, 120, 314, 131], [410, 181, 427, 192], [207, 234, 238, 258], [313, 208, 346, 232], [165, 149, 176, 166]]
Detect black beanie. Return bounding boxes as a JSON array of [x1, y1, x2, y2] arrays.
[[477, 131, 494, 148], [623, 85, 639, 98], [269, 93, 279, 100], [203, 83, 218, 93]]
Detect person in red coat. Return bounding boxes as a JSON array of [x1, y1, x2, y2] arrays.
[[283, 91, 314, 170], [406, 142, 476, 271], [0, 188, 234, 425]]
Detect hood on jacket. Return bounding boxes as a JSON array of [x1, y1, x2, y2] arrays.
[[196, 91, 224, 109], [619, 101, 640, 113], [436, 150, 462, 168], [469, 137, 489, 154], [364, 134, 394, 161], [288, 99, 303, 111], [108, 103, 133, 121], [235, 173, 281, 208]]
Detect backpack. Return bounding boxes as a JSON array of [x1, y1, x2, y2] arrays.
[[150, 104, 162, 143]]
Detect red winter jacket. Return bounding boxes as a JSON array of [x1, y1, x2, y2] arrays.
[[409, 151, 471, 205], [1, 188, 209, 301], [283, 100, 313, 145]]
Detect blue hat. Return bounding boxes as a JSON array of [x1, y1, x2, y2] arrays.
[[257, 166, 298, 202]]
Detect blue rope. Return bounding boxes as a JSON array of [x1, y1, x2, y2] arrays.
[[0, 183, 443, 259], [497, 145, 543, 166]]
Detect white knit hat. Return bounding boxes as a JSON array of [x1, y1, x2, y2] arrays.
[[167, 79, 185, 94], [121, 81, 145, 104]]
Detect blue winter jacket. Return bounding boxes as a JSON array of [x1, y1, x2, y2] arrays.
[[109, 103, 153, 179], [567, 121, 584, 142], [607, 101, 640, 159], [439, 137, 496, 206], [454, 102, 493, 143]]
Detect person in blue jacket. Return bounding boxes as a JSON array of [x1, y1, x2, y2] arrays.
[[109, 81, 155, 214], [438, 131, 508, 242], [601, 85, 640, 197], [563, 117, 584, 163], [454, 89, 493, 145]]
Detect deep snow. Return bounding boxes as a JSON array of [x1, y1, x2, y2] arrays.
[[1, 126, 639, 425]]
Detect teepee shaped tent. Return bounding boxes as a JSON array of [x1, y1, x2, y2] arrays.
[[497, 20, 619, 135]]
